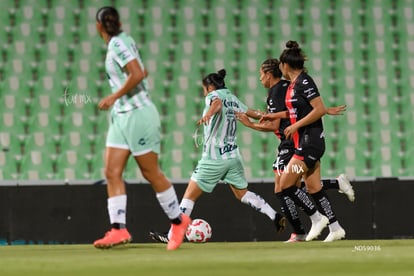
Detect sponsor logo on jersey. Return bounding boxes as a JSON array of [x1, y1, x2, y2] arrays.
[[279, 149, 290, 155], [223, 99, 240, 109], [219, 144, 238, 155]]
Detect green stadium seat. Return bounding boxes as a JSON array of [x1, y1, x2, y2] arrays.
[[0, 151, 20, 180], [19, 150, 56, 180], [55, 150, 92, 180]]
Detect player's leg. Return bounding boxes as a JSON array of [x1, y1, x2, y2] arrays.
[[298, 174, 355, 202], [275, 173, 307, 242], [149, 179, 204, 244], [150, 158, 220, 244], [131, 104, 189, 250], [94, 147, 132, 248], [279, 157, 329, 241], [229, 185, 286, 233], [274, 150, 306, 241], [135, 151, 191, 250], [225, 157, 285, 233], [303, 162, 345, 242]]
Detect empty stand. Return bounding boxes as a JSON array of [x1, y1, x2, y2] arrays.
[[0, 0, 413, 181]]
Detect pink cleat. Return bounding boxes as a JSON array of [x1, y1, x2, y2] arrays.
[[167, 214, 192, 250], [94, 228, 132, 249], [285, 233, 306, 243]]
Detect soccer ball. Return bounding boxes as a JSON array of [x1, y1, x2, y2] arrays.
[[185, 219, 212, 243]]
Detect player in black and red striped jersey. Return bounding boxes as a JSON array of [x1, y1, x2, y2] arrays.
[[238, 58, 353, 242], [260, 41, 346, 242]]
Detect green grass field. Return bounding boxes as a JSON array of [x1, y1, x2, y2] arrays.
[[0, 240, 413, 276]]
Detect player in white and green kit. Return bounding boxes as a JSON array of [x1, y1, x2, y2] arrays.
[[93, 6, 190, 251], [150, 69, 285, 243]]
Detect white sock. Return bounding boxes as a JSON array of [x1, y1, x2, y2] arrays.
[[156, 186, 181, 220], [328, 221, 341, 232], [241, 191, 276, 220], [180, 198, 195, 216], [167, 198, 195, 240], [310, 210, 322, 224], [108, 194, 127, 225]]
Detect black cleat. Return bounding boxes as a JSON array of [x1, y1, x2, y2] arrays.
[[274, 213, 286, 233], [149, 230, 169, 244]]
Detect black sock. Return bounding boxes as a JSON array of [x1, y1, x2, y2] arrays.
[[321, 179, 339, 190], [311, 189, 337, 224], [111, 223, 126, 229], [281, 185, 316, 216], [299, 181, 307, 192], [171, 216, 182, 225], [300, 179, 339, 191], [276, 192, 306, 235]]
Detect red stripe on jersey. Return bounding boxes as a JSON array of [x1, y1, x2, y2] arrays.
[[285, 81, 299, 148], [293, 154, 304, 161], [274, 130, 281, 139]]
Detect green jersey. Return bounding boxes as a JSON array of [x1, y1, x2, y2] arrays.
[[105, 32, 151, 113], [202, 88, 248, 160]]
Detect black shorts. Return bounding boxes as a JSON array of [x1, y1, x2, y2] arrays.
[[272, 140, 295, 174], [293, 127, 325, 169]]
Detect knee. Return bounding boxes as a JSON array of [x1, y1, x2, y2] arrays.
[[141, 167, 163, 183], [104, 166, 123, 181], [234, 189, 247, 201]]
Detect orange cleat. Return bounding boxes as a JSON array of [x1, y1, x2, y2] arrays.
[[94, 228, 132, 249], [167, 214, 191, 250]]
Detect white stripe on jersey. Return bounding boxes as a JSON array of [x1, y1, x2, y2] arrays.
[[200, 89, 247, 160], [105, 32, 151, 113]]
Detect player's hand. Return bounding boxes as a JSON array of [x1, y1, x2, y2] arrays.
[[198, 114, 211, 125], [259, 113, 276, 123], [284, 123, 299, 139], [235, 112, 251, 126], [327, 105, 346, 115], [98, 95, 117, 110]]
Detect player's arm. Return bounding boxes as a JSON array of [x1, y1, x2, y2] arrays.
[[259, 110, 289, 123], [326, 105, 346, 115], [198, 98, 222, 125], [98, 60, 146, 110], [245, 109, 265, 120], [236, 112, 280, 132], [284, 96, 326, 139]]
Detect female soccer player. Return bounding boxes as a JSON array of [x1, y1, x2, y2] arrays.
[[93, 6, 190, 250], [150, 69, 286, 243], [237, 58, 353, 242], [261, 41, 346, 242]]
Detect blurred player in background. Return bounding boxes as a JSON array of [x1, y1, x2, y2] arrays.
[[150, 69, 286, 243], [237, 58, 354, 242], [93, 6, 190, 250], [260, 41, 346, 242]]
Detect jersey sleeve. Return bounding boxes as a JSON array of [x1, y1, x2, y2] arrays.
[[206, 91, 220, 106], [110, 37, 135, 68], [299, 77, 320, 101]]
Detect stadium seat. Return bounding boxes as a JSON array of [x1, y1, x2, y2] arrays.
[[1, 0, 413, 181], [19, 149, 56, 180], [55, 149, 92, 180]]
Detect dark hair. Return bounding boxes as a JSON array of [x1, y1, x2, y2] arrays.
[[261, 58, 282, 78], [202, 69, 226, 89], [96, 6, 122, 36], [279, 40, 306, 70]]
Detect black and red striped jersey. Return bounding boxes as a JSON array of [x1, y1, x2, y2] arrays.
[[267, 79, 292, 143], [285, 71, 324, 133]]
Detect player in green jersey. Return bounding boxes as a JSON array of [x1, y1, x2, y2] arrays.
[[93, 6, 190, 250], [150, 69, 285, 243]]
